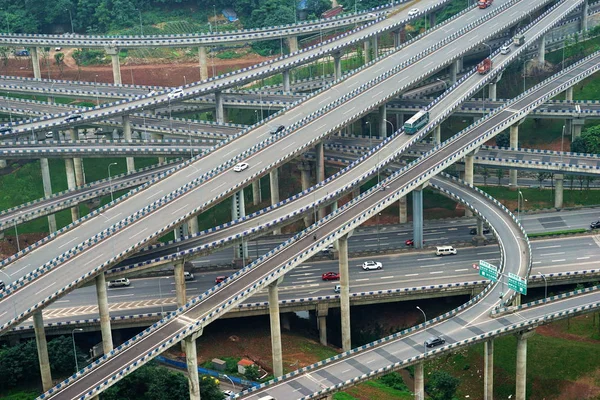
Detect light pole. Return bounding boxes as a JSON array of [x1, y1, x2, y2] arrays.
[[482, 42, 492, 58], [435, 78, 447, 91], [183, 75, 187, 86], [108, 162, 118, 202], [72, 328, 83, 372], [416, 306, 426, 323], [66, 9, 74, 34], [538, 271, 547, 299], [377, 212, 381, 251], [560, 124, 565, 164], [517, 190, 527, 221], [223, 374, 236, 393], [94, 74, 99, 106], [366, 121, 372, 148], [158, 276, 164, 313], [213, 5, 218, 33], [13, 220, 20, 252], [137, 9, 143, 36], [383, 118, 394, 138], [523, 59, 535, 93]]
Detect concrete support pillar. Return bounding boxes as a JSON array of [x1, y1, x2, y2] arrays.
[[582, 0, 589, 33], [333, 51, 342, 80], [371, 35, 378, 58], [65, 158, 79, 221], [572, 119, 584, 140], [565, 86, 573, 101], [174, 261, 186, 308], [215, 91, 225, 123], [40, 158, 57, 232], [414, 362, 424, 400], [33, 311, 53, 391], [252, 180, 262, 205], [433, 125, 441, 145], [268, 280, 283, 377], [299, 161, 313, 227], [464, 154, 474, 217], [509, 124, 519, 190], [151, 132, 166, 163], [122, 116, 135, 173], [515, 330, 535, 400], [174, 223, 189, 241], [187, 216, 199, 236], [484, 340, 494, 400], [287, 35, 299, 53], [317, 303, 329, 346], [477, 218, 485, 237], [428, 12, 436, 28], [537, 35, 545, 64], [270, 168, 281, 235], [363, 39, 371, 63], [393, 29, 402, 47], [184, 335, 201, 400], [352, 186, 360, 199], [231, 190, 248, 261], [198, 46, 208, 81], [412, 187, 424, 249], [378, 105, 387, 139], [31, 47, 41, 79], [282, 69, 291, 92], [338, 233, 351, 351], [68, 128, 85, 186], [554, 174, 564, 209], [398, 195, 407, 224], [105, 47, 122, 85], [489, 83, 497, 101], [316, 142, 325, 183], [450, 59, 458, 85], [95, 272, 113, 354]]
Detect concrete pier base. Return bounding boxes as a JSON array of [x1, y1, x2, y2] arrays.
[[464, 154, 474, 217], [65, 158, 79, 221], [484, 339, 494, 400], [122, 116, 135, 172], [184, 332, 202, 400], [433, 125, 441, 145], [515, 330, 536, 400], [333, 52, 342, 79], [252, 180, 262, 205], [412, 187, 424, 249], [283, 70, 290, 92], [95, 272, 114, 353], [554, 174, 563, 209], [31, 47, 41, 79], [339, 234, 351, 351], [105, 46, 122, 84], [215, 91, 225, 123], [40, 158, 57, 232], [33, 311, 53, 391], [231, 190, 248, 261], [317, 303, 328, 346], [398, 195, 407, 223], [414, 362, 424, 400], [268, 279, 284, 377], [199, 46, 208, 81], [287, 36, 299, 53]]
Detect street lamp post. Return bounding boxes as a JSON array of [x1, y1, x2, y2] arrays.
[[94, 74, 99, 106], [66, 9, 74, 34], [435, 78, 448, 91], [377, 212, 381, 251], [108, 162, 118, 202], [158, 277, 164, 313], [137, 9, 143, 35], [13, 220, 20, 252], [223, 374, 236, 393], [366, 121, 372, 148], [538, 271, 547, 299], [517, 190, 527, 220], [560, 124, 565, 164], [482, 42, 492, 58], [383, 118, 394, 138], [416, 306, 426, 323], [72, 328, 83, 372]]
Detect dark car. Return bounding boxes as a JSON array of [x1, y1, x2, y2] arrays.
[[591, 221, 600, 229], [270, 125, 285, 135], [64, 113, 83, 122], [424, 336, 445, 348], [405, 239, 425, 246], [0, 127, 12, 134], [322, 271, 340, 281], [470, 227, 491, 235], [0, 280, 5, 291], [215, 276, 227, 284]]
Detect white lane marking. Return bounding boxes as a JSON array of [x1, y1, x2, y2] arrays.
[[455, 269, 468, 272], [430, 271, 443, 274], [541, 252, 565, 257], [380, 276, 393, 279], [86, 254, 104, 266], [171, 204, 189, 216], [108, 294, 135, 298], [35, 281, 56, 295], [537, 245, 562, 250], [341, 369, 352, 374], [10, 263, 31, 276], [476, 251, 497, 255], [222, 149, 236, 157], [282, 142, 296, 151], [318, 97, 331, 105], [552, 259, 566, 263], [420, 263, 446, 268], [532, 261, 542, 264], [372, 90, 384, 98], [577, 256, 590, 260], [131, 227, 148, 238], [103, 212, 122, 221], [210, 182, 227, 193], [405, 273, 418, 276], [147, 189, 164, 199], [343, 107, 356, 115], [58, 237, 79, 249], [356, 278, 370, 281], [0, 311, 6, 318]]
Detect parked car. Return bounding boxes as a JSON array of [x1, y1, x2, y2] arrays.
[[362, 261, 383, 270], [167, 88, 184, 99], [64, 113, 82, 122], [424, 336, 446, 348], [184, 271, 195, 281], [591, 221, 600, 229], [470, 227, 491, 235], [233, 162, 249, 172], [408, 8, 420, 17], [107, 278, 130, 288], [270, 125, 285, 135], [215, 276, 227, 284], [321, 271, 340, 281]]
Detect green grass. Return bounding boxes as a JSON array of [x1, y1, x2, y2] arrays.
[[479, 186, 600, 210], [527, 228, 587, 237], [299, 340, 339, 361], [0, 389, 41, 400]]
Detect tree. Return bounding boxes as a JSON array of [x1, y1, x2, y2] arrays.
[[54, 52, 65, 75], [244, 364, 261, 381], [496, 169, 504, 186], [571, 125, 600, 154], [426, 371, 460, 400], [536, 172, 549, 189], [495, 131, 510, 147], [200, 375, 225, 400], [481, 167, 490, 186]]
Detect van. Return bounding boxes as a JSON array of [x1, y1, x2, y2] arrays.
[[500, 45, 511, 55], [108, 278, 131, 288], [435, 246, 457, 256]]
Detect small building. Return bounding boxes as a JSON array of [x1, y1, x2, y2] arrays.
[[212, 358, 227, 371], [237, 358, 255, 374], [222, 8, 238, 22]]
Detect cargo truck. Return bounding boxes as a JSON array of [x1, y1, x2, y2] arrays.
[[513, 34, 525, 46], [477, 58, 492, 74], [478, 0, 493, 8]]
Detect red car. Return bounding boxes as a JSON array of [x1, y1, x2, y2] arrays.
[[321, 272, 340, 281], [405, 239, 414, 246], [215, 276, 227, 284]]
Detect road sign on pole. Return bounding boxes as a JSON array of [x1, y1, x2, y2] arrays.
[[508, 272, 527, 295], [478, 260, 498, 281]]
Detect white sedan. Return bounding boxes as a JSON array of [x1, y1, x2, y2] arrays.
[[362, 261, 383, 270], [408, 8, 419, 17], [233, 162, 249, 172]]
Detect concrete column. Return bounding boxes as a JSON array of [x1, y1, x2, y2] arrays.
[[67, 128, 85, 186], [338, 233, 351, 351], [287, 35, 299, 53], [31, 47, 41, 79], [371, 35, 378, 58], [317, 303, 329, 346], [105, 47, 122, 85], [565, 86, 573, 101], [252, 180, 262, 205], [572, 119, 584, 140], [398, 195, 407, 223], [489, 83, 497, 101], [215, 91, 225, 123], [582, 0, 589, 33], [515, 330, 535, 400], [363, 39, 371, 63], [433, 125, 441, 145], [414, 362, 424, 400], [537, 35, 545, 64], [33, 311, 53, 391], [270, 168, 281, 235], [65, 158, 79, 221], [268, 280, 283, 377], [198, 46, 208, 81], [174, 261, 186, 308], [333, 52, 342, 80], [151, 132, 166, 163], [484, 340, 494, 400], [477, 218, 485, 237], [184, 335, 201, 400], [122, 116, 135, 173], [95, 272, 113, 354], [282, 69, 291, 92], [554, 174, 564, 209], [187, 216, 199, 236], [352, 186, 360, 199], [509, 124, 519, 190], [40, 158, 57, 232], [464, 154, 474, 217], [393, 29, 402, 47], [231, 190, 248, 261], [174, 223, 189, 241], [412, 188, 424, 249], [450, 59, 458, 85], [428, 12, 436, 28], [378, 105, 387, 139], [299, 161, 313, 227]]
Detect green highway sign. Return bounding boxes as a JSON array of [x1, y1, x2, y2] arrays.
[[508, 272, 528, 295], [478, 260, 498, 281]]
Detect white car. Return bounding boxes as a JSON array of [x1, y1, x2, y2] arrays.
[[234, 162, 249, 172], [362, 261, 383, 270], [500, 45, 511, 55], [408, 8, 419, 17], [54, 46, 62, 51], [45, 132, 54, 139], [107, 278, 130, 288], [222, 390, 235, 396], [167, 88, 183, 99], [148, 90, 158, 96]]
